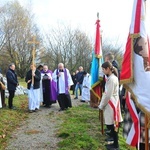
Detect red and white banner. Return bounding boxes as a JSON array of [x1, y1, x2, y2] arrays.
[[125, 92, 140, 146], [120, 0, 150, 147], [121, 0, 150, 114]]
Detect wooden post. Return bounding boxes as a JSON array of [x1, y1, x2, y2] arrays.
[[100, 110, 104, 134], [28, 36, 39, 85], [97, 12, 104, 135], [145, 114, 149, 150]]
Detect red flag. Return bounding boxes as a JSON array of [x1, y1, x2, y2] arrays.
[[121, 0, 150, 114], [95, 19, 101, 58], [121, 0, 150, 146], [90, 15, 103, 108]]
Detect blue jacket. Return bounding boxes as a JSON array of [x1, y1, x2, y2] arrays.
[[6, 69, 18, 91], [76, 71, 84, 84]]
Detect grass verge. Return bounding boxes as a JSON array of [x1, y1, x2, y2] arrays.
[[56, 104, 136, 150], [0, 95, 28, 149], [0, 95, 136, 150]]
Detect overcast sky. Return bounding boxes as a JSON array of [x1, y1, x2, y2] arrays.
[[1, 0, 150, 48]]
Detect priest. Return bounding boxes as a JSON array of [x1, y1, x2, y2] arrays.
[[41, 64, 57, 108], [52, 63, 73, 111]]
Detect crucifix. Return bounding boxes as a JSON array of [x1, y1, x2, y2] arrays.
[[28, 36, 40, 85]]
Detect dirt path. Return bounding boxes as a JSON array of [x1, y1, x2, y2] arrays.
[[5, 96, 83, 150]]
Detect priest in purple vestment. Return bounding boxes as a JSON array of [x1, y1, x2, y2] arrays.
[[41, 65, 57, 108], [52, 63, 73, 111]]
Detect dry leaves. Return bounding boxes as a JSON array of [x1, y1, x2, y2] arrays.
[[0, 134, 6, 138], [25, 129, 43, 135]]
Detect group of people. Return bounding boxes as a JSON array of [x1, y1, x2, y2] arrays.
[[0, 63, 87, 112], [0, 52, 147, 149], [25, 63, 75, 112], [0, 63, 91, 112], [70, 66, 91, 102]]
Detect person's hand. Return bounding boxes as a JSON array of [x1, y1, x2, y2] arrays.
[[32, 70, 35, 76], [68, 86, 70, 90], [32, 72, 35, 76], [57, 72, 61, 77], [98, 105, 102, 110], [48, 76, 52, 80], [27, 80, 31, 83], [122, 96, 126, 99]]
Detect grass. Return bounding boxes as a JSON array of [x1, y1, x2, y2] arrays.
[[18, 77, 26, 87], [0, 95, 28, 149], [56, 104, 136, 150], [0, 94, 136, 150]]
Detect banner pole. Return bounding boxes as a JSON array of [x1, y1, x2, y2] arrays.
[[145, 114, 149, 150]]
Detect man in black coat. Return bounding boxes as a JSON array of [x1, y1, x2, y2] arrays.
[[6, 63, 18, 109]]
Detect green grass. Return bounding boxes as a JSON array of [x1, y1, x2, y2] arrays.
[[56, 104, 136, 150], [0, 93, 136, 150], [18, 77, 26, 87], [0, 95, 28, 149]]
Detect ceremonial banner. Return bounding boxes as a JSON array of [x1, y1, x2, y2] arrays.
[[90, 18, 103, 108], [121, 0, 150, 146]]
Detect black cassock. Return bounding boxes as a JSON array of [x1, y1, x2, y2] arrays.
[[42, 74, 56, 107]]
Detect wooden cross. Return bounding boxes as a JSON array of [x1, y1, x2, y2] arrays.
[[28, 36, 40, 65], [28, 36, 40, 85]]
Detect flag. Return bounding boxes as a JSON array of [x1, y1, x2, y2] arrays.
[[120, 0, 150, 146], [90, 17, 103, 108]]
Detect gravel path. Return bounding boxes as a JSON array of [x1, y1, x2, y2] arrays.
[[5, 96, 83, 150]]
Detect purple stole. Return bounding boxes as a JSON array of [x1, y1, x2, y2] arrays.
[[56, 68, 69, 95]]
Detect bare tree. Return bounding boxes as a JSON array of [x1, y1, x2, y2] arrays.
[[0, 1, 41, 78], [102, 38, 124, 69], [42, 24, 92, 72]]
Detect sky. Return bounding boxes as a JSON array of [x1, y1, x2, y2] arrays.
[[1, 0, 150, 49]]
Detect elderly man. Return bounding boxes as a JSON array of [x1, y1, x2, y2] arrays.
[[52, 63, 73, 111], [6, 63, 18, 109], [41, 64, 57, 108]]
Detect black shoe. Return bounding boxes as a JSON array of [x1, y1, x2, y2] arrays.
[[80, 100, 85, 102], [58, 108, 65, 111], [106, 147, 119, 150], [44, 105, 51, 108], [105, 144, 119, 150], [9, 106, 16, 110], [74, 97, 78, 99], [29, 110, 33, 113]]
